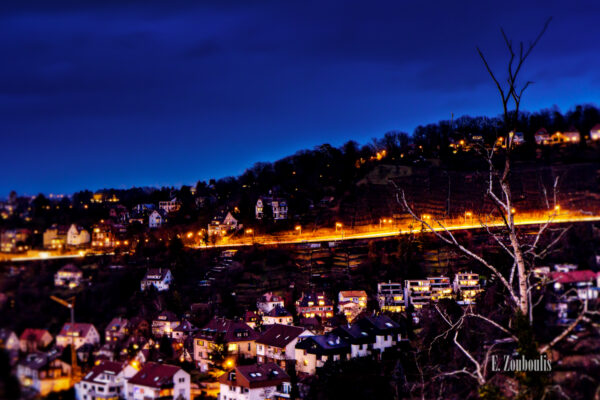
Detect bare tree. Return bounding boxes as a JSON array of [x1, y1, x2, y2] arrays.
[[391, 18, 599, 396]]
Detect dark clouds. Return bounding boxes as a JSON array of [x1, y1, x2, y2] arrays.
[[1, 0, 599, 194]]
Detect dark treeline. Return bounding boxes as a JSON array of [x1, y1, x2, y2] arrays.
[[2, 104, 599, 232]]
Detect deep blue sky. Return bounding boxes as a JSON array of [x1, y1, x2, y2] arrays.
[[1, 1, 599, 196]]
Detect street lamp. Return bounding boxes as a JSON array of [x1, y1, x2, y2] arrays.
[[465, 211, 473, 224], [295, 225, 302, 235], [245, 228, 255, 243], [335, 222, 342, 232]]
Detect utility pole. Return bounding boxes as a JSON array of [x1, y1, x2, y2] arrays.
[[50, 295, 80, 381]]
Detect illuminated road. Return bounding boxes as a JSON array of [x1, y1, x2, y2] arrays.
[[190, 212, 600, 249], [3, 212, 599, 261]]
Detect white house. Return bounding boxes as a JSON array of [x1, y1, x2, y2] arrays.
[[337, 290, 367, 322], [151, 311, 180, 338], [262, 306, 294, 326], [208, 211, 239, 236], [256, 324, 313, 368], [255, 195, 288, 220], [126, 362, 190, 400], [141, 268, 173, 292], [158, 198, 181, 213], [66, 224, 91, 247], [294, 333, 350, 375], [75, 360, 137, 400], [377, 281, 405, 313], [56, 323, 100, 350], [105, 317, 129, 343], [218, 363, 291, 400], [148, 210, 166, 229]]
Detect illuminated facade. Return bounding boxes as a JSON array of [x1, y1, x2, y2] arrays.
[[453, 272, 481, 305], [377, 282, 405, 312], [295, 292, 334, 319]]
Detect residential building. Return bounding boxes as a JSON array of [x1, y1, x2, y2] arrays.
[[148, 210, 167, 229], [141, 268, 173, 292], [172, 320, 198, 342], [54, 264, 83, 288], [56, 323, 100, 350], [75, 360, 137, 400], [218, 363, 291, 400], [331, 324, 373, 359], [0, 329, 19, 364], [547, 270, 600, 323], [377, 282, 405, 313], [208, 211, 239, 236], [295, 333, 350, 375], [563, 127, 581, 143], [354, 315, 404, 354], [534, 128, 551, 145], [0, 228, 30, 253], [19, 329, 53, 353], [17, 350, 71, 397], [43, 224, 68, 249], [244, 311, 260, 329], [257, 292, 285, 314], [66, 224, 90, 247], [404, 280, 432, 309], [256, 324, 313, 368], [295, 292, 334, 319], [338, 290, 367, 322], [152, 311, 181, 338], [428, 276, 453, 301], [91, 222, 117, 248], [255, 194, 288, 220], [453, 272, 482, 305], [127, 362, 191, 400], [159, 198, 181, 214], [262, 306, 294, 326], [105, 317, 129, 343], [590, 123, 600, 141], [193, 318, 259, 372]]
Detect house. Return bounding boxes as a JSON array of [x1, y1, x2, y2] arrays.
[[127, 362, 191, 400], [338, 290, 367, 322], [54, 264, 83, 288], [244, 311, 260, 329], [255, 193, 288, 220], [256, 324, 313, 368], [563, 127, 581, 143], [295, 292, 334, 319], [56, 323, 100, 350], [105, 317, 129, 343], [91, 222, 118, 248], [141, 268, 173, 291], [19, 329, 53, 353], [453, 272, 481, 305], [75, 360, 137, 400], [193, 317, 259, 372], [66, 224, 91, 247], [428, 276, 453, 301], [43, 224, 68, 249], [218, 363, 292, 400], [590, 123, 600, 141], [294, 333, 350, 375], [534, 128, 551, 145], [331, 324, 373, 359], [208, 211, 239, 236], [159, 198, 181, 213], [257, 292, 285, 314], [17, 350, 72, 397], [172, 320, 198, 342], [262, 306, 294, 326], [0, 329, 19, 364], [109, 204, 130, 223], [377, 281, 405, 313], [152, 311, 181, 338], [354, 315, 404, 354], [148, 210, 167, 229], [0, 228, 30, 253], [546, 270, 600, 323], [511, 131, 525, 146], [404, 279, 432, 309]]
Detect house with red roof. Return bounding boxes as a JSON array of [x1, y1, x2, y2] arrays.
[[256, 324, 313, 368], [19, 328, 53, 353], [218, 363, 291, 400], [126, 362, 190, 400], [546, 269, 600, 323], [75, 360, 137, 400], [56, 322, 100, 350], [193, 317, 259, 372], [105, 317, 129, 343], [151, 311, 180, 338]]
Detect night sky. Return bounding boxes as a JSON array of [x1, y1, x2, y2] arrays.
[[1, 1, 599, 195]]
